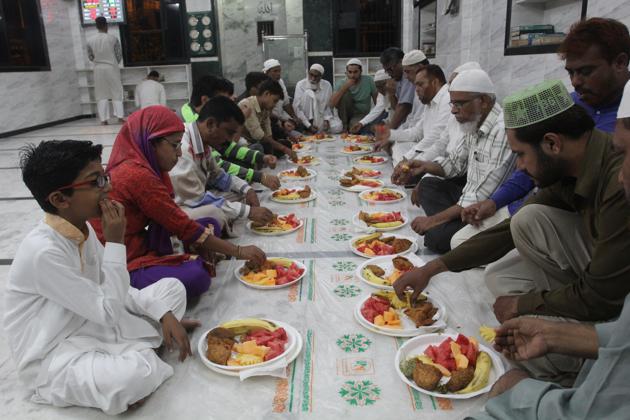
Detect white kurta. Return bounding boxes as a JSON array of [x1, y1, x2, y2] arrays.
[[3, 215, 186, 415], [87, 32, 123, 101], [293, 78, 342, 133], [135, 79, 167, 109], [359, 92, 392, 126], [271, 78, 292, 121], [399, 94, 424, 130]]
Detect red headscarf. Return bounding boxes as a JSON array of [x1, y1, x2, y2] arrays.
[[107, 105, 184, 191]]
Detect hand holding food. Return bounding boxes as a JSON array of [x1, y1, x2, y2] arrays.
[[248, 206, 274, 225]]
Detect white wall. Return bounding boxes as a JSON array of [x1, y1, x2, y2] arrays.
[[421, 0, 630, 101], [0, 0, 83, 133]]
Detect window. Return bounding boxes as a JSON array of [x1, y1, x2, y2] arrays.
[[333, 0, 401, 57], [120, 0, 188, 66], [0, 0, 50, 72], [417, 0, 436, 58], [257, 21, 274, 45]]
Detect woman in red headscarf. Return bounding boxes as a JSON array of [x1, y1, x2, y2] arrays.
[[93, 105, 265, 298]]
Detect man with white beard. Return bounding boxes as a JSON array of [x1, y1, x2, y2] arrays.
[[293, 64, 342, 134], [393, 69, 515, 253]]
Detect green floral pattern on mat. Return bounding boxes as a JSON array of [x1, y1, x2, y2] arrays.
[[330, 200, 347, 207], [330, 233, 352, 241], [327, 173, 341, 181], [339, 380, 381, 406], [336, 334, 372, 353], [327, 188, 344, 196], [330, 218, 350, 226], [333, 261, 357, 272], [334, 284, 361, 298]]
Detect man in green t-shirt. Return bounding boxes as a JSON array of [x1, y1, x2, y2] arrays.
[[330, 58, 377, 131]]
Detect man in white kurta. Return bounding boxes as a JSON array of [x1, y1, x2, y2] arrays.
[[263, 58, 299, 123], [4, 214, 186, 415], [293, 64, 342, 134], [87, 17, 124, 124], [135, 71, 167, 109]]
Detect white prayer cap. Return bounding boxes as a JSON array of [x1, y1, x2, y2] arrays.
[[373, 69, 391, 82], [453, 61, 481, 74], [263, 58, 281, 73], [402, 49, 427, 66], [310, 63, 325, 75], [618, 80, 630, 119], [346, 58, 363, 68], [449, 69, 496, 95]]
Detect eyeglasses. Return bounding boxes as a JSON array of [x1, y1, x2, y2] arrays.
[[449, 96, 481, 110], [164, 139, 182, 150], [58, 174, 110, 191]]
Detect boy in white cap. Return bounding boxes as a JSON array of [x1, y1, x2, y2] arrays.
[[263, 58, 299, 123], [330, 58, 377, 131], [380, 47, 419, 129], [395, 80, 630, 387], [293, 63, 342, 134], [395, 69, 514, 254], [350, 69, 394, 133]]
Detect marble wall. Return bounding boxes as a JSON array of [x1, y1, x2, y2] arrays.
[[0, 0, 83, 133], [426, 0, 630, 101]]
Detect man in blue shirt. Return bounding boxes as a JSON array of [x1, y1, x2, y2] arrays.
[[451, 17, 630, 250]]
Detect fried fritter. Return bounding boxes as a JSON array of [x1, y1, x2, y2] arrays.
[[404, 302, 438, 327], [391, 238, 412, 253], [206, 333, 235, 365], [296, 166, 309, 177], [297, 185, 311, 198], [392, 256, 414, 271], [447, 366, 475, 392], [340, 177, 357, 187], [365, 264, 385, 277], [380, 235, 395, 244], [413, 361, 442, 391]]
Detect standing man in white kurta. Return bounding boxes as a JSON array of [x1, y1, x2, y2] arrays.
[[4, 140, 196, 415], [87, 17, 125, 125]]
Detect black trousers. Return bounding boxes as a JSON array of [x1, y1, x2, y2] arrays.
[[418, 176, 467, 254]]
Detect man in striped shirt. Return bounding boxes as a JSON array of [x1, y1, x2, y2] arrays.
[[397, 69, 514, 253]]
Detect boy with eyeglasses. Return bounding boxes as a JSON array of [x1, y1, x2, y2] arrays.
[[4, 140, 196, 414]]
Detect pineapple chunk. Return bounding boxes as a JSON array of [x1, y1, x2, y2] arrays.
[[374, 314, 385, 326]]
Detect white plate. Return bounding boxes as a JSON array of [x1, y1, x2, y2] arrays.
[[394, 333, 505, 399], [353, 155, 389, 166], [235, 259, 307, 290], [352, 211, 408, 231], [198, 319, 299, 372], [302, 135, 334, 143], [292, 156, 320, 166], [270, 188, 318, 204], [341, 146, 373, 155], [349, 233, 417, 258], [354, 293, 447, 337], [339, 179, 385, 192], [342, 135, 376, 144], [247, 217, 304, 236], [358, 188, 407, 204], [279, 168, 317, 181], [205, 331, 304, 378], [356, 254, 426, 291], [340, 168, 383, 179]]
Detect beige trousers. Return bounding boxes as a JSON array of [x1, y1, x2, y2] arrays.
[[484, 204, 593, 386]]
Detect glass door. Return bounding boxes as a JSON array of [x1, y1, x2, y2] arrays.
[[262, 33, 308, 94]]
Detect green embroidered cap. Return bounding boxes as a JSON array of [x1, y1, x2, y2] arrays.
[[503, 80, 574, 129]]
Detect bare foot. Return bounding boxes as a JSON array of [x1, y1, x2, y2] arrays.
[[181, 318, 201, 332], [117, 117, 127, 123], [100, 121, 109, 125]]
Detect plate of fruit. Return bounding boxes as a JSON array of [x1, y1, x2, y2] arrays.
[[355, 290, 446, 337], [291, 142, 311, 152], [341, 133, 376, 144], [359, 188, 406, 204], [341, 144, 373, 155], [198, 318, 302, 375], [339, 175, 384, 192], [352, 210, 407, 231], [342, 167, 382, 179], [271, 185, 317, 203], [235, 258, 306, 289], [292, 155, 320, 166], [349, 232, 417, 258], [247, 213, 303, 236], [353, 155, 388, 165], [356, 254, 424, 290], [302, 133, 334, 142], [279, 166, 317, 181], [395, 333, 504, 399]]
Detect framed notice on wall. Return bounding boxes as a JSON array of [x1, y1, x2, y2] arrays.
[[187, 7, 219, 57], [79, 0, 126, 25]]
